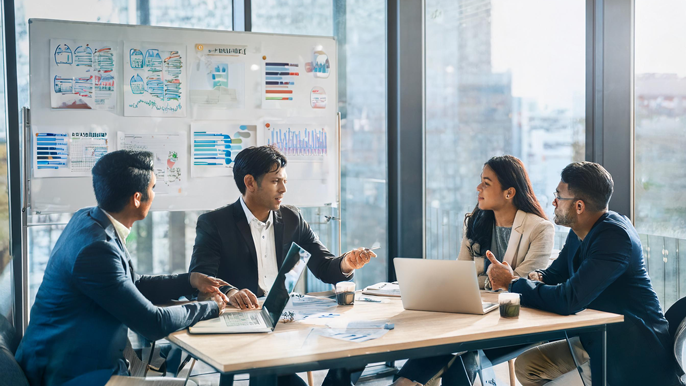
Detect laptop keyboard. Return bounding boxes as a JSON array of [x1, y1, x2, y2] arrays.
[[222, 312, 263, 327], [482, 302, 497, 311]]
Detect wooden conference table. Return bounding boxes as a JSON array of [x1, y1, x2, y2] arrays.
[[168, 291, 623, 386]]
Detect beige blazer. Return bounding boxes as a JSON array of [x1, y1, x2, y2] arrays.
[[457, 210, 555, 289]]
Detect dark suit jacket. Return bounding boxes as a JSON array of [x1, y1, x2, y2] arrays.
[[189, 199, 350, 296], [15, 207, 218, 386], [511, 211, 681, 386]]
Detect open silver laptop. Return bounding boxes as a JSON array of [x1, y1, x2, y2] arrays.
[[394, 258, 498, 315], [189, 242, 311, 334]]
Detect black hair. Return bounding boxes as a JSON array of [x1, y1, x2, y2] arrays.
[[560, 162, 614, 212], [92, 150, 154, 213], [465, 155, 547, 252], [233, 145, 287, 195]]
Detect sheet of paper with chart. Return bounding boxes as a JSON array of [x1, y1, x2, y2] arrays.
[[265, 123, 328, 161], [264, 122, 330, 181], [50, 39, 117, 110], [69, 131, 109, 175], [189, 43, 246, 111], [124, 42, 187, 117], [190, 122, 257, 177], [117, 132, 187, 195], [33, 127, 109, 178]]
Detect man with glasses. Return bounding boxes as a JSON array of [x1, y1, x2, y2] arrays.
[[487, 162, 681, 386]]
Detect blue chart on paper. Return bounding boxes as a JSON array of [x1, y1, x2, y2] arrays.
[[36, 133, 68, 170], [193, 125, 253, 167], [268, 127, 327, 157]]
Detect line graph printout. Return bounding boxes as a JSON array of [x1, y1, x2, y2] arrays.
[[266, 124, 328, 161], [191, 122, 257, 177], [117, 132, 187, 195], [124, 42, 187, 117]]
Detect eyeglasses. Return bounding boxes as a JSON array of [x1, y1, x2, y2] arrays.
[[553, 191, 576, 201]]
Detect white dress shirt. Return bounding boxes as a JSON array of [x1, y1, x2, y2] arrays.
[[103, 210, 131, 245], [240, 197, 279, 294]]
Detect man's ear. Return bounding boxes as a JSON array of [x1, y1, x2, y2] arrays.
[[133, 192, 142, 209], [244, 174, 256, 192], [576, 199, 585, 214]]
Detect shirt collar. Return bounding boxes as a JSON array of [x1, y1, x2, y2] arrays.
[[240, 196, 273, 228], [102, 210, 132, 244]]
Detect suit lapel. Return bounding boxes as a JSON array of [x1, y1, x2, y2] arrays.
[[274, 210, 285, 268], [232, 200, 259, 269], [502, 210, 525, 266]]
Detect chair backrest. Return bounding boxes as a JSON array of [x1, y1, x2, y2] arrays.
[[666, 297, 686, 376], [666, 297, 686, 339], [0, 315, 29, 386]]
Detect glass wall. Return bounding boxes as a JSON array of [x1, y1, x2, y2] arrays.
[[252, 0, 388, 291], [425, 0, 585, 260], [635, 0, 686, 309]]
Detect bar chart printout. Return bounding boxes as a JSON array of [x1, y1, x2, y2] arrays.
[[35, 132, 68, 176], [267, 125, 327, 160], [264, 61, 299, 102], [191, 123, 257, 177]]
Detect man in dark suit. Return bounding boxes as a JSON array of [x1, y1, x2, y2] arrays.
[[15, 151, 229, 386], [189, 145, 375, 309], [487, 162, 682, 386], [189, 145, 375, 386]]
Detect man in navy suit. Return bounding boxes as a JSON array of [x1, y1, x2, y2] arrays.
[[487, 162, 681, 386], [15, 150, 229, 386]]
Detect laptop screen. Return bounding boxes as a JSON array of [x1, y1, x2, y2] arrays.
[[262, 242, 312, 327]]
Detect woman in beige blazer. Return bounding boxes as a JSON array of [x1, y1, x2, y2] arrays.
[[392, 155, 554, 386]]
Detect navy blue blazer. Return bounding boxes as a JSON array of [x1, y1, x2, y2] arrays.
[[510, 211, 681, 386], [15, 207, 219, 386]]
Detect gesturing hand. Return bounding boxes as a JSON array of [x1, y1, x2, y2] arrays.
[[227, 288, 260, 310], [341, 248, 377, 273], [485, 251, 516, 291], [190, 272, 230, 295]]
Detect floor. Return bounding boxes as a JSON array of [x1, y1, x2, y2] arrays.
[[183, 359, 522, 386]]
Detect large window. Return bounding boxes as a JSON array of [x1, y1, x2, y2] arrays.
[[425, 0, 585, 260], [635, 0, 686, 308], [252, 0, 388, 291]]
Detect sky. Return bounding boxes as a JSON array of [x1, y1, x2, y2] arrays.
[[491, 0, 585, 110]]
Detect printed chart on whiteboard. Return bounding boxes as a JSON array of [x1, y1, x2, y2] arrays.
[[265, 123, 328, 161], [190, 122, 257, 177], [33, 128, 109, 178], [190, 43, 246, 111], [124, 42, 187, 117], [117, 132, 187, 195], [263, 60, 300, 107], [50, 39, 116, 110]]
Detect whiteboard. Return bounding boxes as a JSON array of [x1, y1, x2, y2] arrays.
[[28, 19, 339, 213]]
